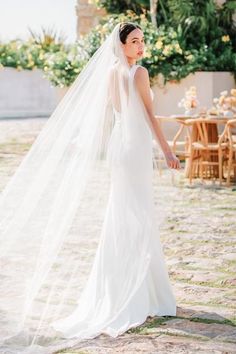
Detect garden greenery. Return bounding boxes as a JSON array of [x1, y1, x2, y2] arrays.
[[0, 3, 235, 87]]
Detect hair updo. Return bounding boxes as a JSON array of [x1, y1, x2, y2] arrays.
[[119, 22, 142, 44]]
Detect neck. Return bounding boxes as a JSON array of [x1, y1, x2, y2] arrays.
[[127, 59, 136, 67]]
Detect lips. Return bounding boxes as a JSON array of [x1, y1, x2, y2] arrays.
[[138, 52, 143, 55]]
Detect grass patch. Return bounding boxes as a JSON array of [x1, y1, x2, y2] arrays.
[[179, 299, 236, 312], [127, 314, 236, 335], [127, 316, 174, 334], [188, 317, 236, 326], [182, 239, 236, 247], [215, 266, 236, 275], [214, 207, 236, 211], [172, 276, 236, 289], [0, 142, 32, 154], [55, 350, 90, 354], [224, 259, 236, 267]]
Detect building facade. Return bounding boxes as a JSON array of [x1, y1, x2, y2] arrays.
[[76, 0, 106, 38]]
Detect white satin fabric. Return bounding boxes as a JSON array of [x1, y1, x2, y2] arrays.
[[52, 64, 176, 340]]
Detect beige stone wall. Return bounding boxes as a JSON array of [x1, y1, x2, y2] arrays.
[[76, 0, 106, 38]]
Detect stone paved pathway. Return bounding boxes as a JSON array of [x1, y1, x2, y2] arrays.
[[0, 118, 235, 354]]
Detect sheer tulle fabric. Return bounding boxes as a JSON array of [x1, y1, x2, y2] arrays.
[[0, 23, 175, 354]]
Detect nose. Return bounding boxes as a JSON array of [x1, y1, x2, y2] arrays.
[[138, 44, 144, 52], [139, 43, 144, 51]]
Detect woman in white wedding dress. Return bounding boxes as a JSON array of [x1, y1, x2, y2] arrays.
[[0, 22, 180, 353], [52, 22, 180, 340]]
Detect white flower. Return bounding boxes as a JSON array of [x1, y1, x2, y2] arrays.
[[220, 90, 228, 96]]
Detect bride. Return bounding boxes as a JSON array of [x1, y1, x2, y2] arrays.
[[0, 22, 180, 353]]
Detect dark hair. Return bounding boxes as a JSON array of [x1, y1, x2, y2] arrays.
[[119, 22, 142, 44]]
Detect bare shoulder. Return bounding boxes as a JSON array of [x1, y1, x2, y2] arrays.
[[134, 66, 149, 82]]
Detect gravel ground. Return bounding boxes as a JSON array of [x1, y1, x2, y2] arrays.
[[0, 117, 235, 354]]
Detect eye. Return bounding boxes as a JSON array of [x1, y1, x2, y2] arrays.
[[132, 39, 145, 44]]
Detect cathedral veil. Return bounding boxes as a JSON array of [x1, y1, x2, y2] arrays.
[[0, 22, 169, 353]]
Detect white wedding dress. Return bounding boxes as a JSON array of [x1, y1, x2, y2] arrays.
[[52, 64, 176, 340]]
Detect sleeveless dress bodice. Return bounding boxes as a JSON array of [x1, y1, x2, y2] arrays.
[[112, 64, 154, 122]]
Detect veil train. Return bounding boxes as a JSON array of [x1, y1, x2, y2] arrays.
[[0, 22, 171, 353]]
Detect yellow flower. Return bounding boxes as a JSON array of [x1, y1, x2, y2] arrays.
[[174, 43, 182, 54], [10, 42, 17, 50], [231, 89, 236, 97], [190, 86, 197, 92], [186, 54, 193, 61], [155, 40, 163, 50], [145, 51, 152, 58], [219, 96, 225, 105], [222, 35, 230, 42], [163, 44, 172, 56], [39, 52, 44, 60]]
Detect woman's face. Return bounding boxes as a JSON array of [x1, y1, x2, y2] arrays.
[[121, 28, 145, 61]]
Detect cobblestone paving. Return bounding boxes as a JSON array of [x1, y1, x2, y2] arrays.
[[0, 118, 235, 354]]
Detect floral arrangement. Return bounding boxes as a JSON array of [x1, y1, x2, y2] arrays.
[[210, 89, 236, 117], [178, 86, 199, 115]]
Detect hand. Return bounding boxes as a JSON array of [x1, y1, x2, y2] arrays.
[[164, 151, 181, 170]]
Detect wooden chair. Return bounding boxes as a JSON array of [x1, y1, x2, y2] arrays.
[[226, 119, 236, 186], [152, 116, 190, 181], [184, 118, 229, 184], [172, 118, 192, 162], [156, 116, 190, 159]]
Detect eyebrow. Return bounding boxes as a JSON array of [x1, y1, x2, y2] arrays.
[[131, 37, 144, 40]]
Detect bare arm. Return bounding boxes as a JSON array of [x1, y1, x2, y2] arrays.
[[134, 66, 180, 170]]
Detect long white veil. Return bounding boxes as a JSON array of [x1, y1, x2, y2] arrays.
[[0, 22, 168, 353]]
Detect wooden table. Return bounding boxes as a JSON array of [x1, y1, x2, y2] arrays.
[[156, 114, 236, 179]]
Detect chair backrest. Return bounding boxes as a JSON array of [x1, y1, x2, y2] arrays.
[[184, 118, 208, 146], [155, 115, 188, 146], [226, 119, 236, 146], [184, 117, 228, 147]]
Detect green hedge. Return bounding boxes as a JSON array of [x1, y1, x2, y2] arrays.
[[0, 11, 235, 87]]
